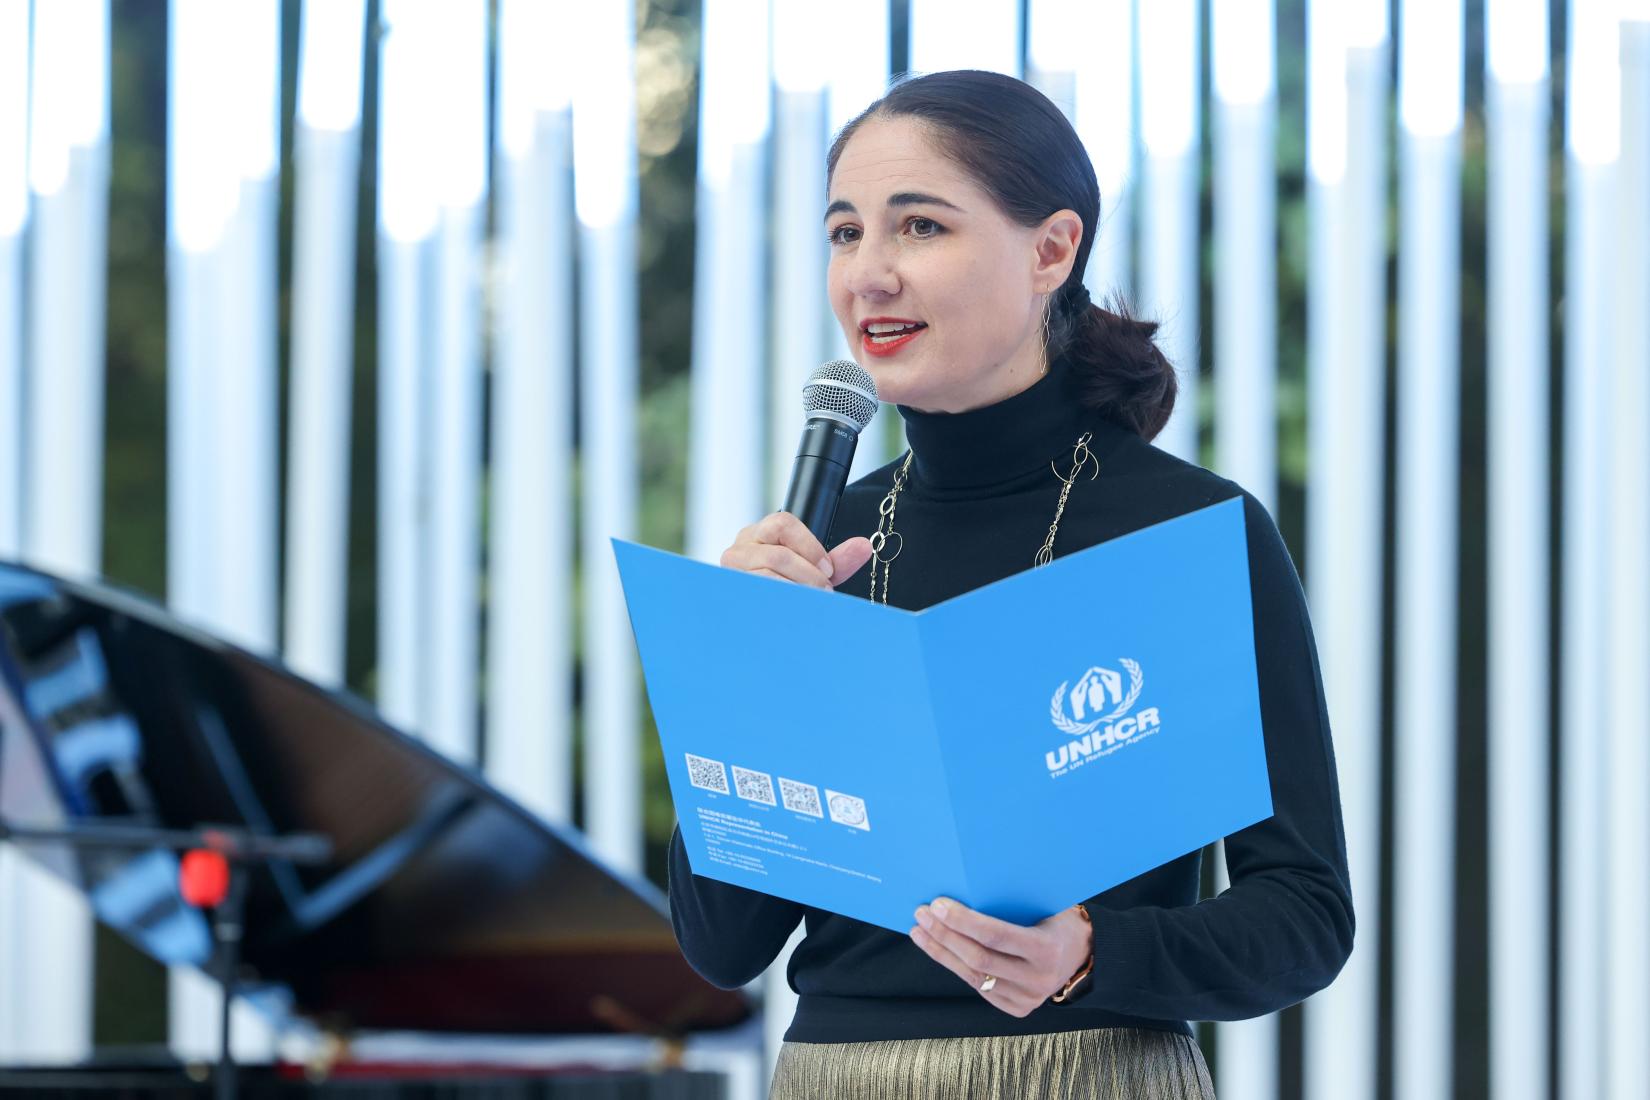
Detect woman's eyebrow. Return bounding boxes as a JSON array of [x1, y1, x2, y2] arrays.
[[822, 192, 965, 223]]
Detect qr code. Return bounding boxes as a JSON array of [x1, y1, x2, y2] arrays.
[[685, 753, 729, 794], [825, 788, 870, 830], [731, 765, 777, 805], [778, 777, 823, 817]]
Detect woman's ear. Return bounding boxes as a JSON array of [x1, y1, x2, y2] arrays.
[[1033, 209, 1084, 287]]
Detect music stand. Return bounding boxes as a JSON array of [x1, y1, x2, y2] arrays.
[[0, 815, 332, 1100]]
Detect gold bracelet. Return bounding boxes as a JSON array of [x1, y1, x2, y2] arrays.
[[1050, 903, 1094, 1003]]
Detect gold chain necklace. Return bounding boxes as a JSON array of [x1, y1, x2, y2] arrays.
[[867, 431, 1099, 605]]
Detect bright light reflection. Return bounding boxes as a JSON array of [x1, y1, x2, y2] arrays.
[[1568, 0, 1621, 164], [1030, 0, 1082, 75], [773, 2, 828, 94], [571, 0, 635, 227], [27, 0, 108, 197], [1213, 0, 1275, 106], [1076, 0, 1133, 196], [826, 0, 889, 136], [700, 0, 771, 190], [1347, 0, 1389, 48], [168, 0, 278, 250], [1308, 0, 1348, 183], [298, 0, 367, 132], [232, 0, 280, 182], [910, 0, 1020, 77], [1487, 0, 1550, 83], [429, 0, 487, 209], [378, 0, 437, 241], [1399, 0, 1463, 135], [0, 0, 29, 235], [500, 0, 574, 159], [1139, 0, 1198, 158], [169, 0, 237, 251]]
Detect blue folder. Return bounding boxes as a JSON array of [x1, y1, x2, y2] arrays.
[[613, 495, 1273, 934]]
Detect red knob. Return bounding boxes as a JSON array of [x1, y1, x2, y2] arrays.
[[179, 849, 230, 908]]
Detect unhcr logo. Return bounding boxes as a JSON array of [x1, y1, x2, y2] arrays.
[[1045, 659, 1162, 776]]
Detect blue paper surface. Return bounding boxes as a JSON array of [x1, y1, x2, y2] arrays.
[[613, 495, 1273, 934]]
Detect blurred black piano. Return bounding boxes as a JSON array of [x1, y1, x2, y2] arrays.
[[0, 560, 751, 1097]]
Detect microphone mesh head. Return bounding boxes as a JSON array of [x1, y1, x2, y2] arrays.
[[802, 359, 879, 432]]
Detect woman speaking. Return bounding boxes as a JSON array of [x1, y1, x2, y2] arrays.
[[669, 69, 1353, 1099]]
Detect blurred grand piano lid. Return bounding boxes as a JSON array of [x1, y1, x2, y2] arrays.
[[0, 559, 751, 1039]]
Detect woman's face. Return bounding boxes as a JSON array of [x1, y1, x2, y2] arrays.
[[824, 115, 1082, 414]]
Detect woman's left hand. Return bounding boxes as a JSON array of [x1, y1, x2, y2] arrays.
[[910, 897, 1093, 1017]]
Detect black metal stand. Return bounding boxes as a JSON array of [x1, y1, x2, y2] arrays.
[[0, 819, 331, 1100]]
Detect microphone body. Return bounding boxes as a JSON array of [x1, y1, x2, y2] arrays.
[[783, 416, 860, 538], [781, 360, 879, 540]]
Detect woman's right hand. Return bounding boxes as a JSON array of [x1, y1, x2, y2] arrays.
[[719, 512, 874, 591]]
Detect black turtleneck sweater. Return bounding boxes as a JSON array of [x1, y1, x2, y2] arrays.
[[666, 356, 1354, 1044]]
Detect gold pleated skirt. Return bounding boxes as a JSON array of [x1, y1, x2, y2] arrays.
[[769, 1026, 1216, 1099]]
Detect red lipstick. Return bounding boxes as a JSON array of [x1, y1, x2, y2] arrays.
[[859, 316, 927, 358]]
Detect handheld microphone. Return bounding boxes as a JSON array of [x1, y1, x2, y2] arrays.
[[782, 360, 879, 539]]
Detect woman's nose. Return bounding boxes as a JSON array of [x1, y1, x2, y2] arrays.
[[841, 236, 901, 299]]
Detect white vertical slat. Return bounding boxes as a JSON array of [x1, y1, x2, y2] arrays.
[[423, 0, 488, 768], [1303, 4, 1387, 1100], [4, 0, 109, 1067], [1606, 13, 1650, 1100], [213, 0, 281, 655], [488, 0, 577, 822], [375, 0, 438, 736], [1074, 0, 1135, 306], [1212, 0, 1278, 513], [909, 0, 1022, 77], [1484, 4, 1551, 1098], [166, 0, 283, 1063], [27, 0, 109, 585], [573, 0, 643, 876], [686, 0, 771, 563], [1210, 1, 1280, 1096], [824, 0, 893, 478], [284, 0, 368, 688], [0, 0, 27, 558], [1394, 3, 1463, 1096], [1138, 0, 1200, 462], [765, 8, 831, 1078], [1559, 5, 1618, 1099], [1027, 0, 1082, 115], [770, 4, 833, 505]]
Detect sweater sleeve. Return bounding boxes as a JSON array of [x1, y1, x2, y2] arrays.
[[1058, 492, 1355, 1021], [667, 822, 806, 990]]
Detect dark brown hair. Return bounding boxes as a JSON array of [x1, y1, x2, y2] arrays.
[[826, 69, 1177, 441]]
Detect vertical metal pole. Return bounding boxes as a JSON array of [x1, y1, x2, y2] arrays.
[[1210, 2, 1280, 1095], [1558, 6, 1617, 1098], [489, 0, 577, 822], [1303, 6, 1387, 1099], [11, 0, 109, 1066], [1138, 0, 1200, 462], [1484, 4, 1552, 1097], [686, 0, 771, 563], [574, 0, 643, 875], [284, 0, 367, 687], [1605, 14, 1650, 1100]]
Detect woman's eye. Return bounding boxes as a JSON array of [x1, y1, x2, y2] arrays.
[[827, 218, 941, 247]]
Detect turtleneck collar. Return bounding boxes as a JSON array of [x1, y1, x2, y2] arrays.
[[895, 353, 1128, 492]]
